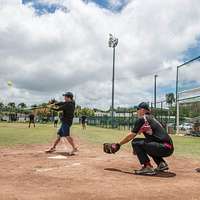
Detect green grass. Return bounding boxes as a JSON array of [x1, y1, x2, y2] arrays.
[[73, 125, 128, 144], [0, 122, 55, 146], [73, 125, 200, 159], [172, 135, 200, 158], [0, 123, 200, 159]]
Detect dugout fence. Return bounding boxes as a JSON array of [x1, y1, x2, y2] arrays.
[[87, 111, 137, 130]]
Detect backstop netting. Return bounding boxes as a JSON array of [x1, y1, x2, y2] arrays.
[[177, 56, 200, 135]]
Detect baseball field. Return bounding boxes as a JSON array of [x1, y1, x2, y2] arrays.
[[0, 122, 200, 200]]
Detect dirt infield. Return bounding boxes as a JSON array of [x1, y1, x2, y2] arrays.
[[0, 137, 200, 200]]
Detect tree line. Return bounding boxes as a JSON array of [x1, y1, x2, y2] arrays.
[[0, 92, 199, 119]]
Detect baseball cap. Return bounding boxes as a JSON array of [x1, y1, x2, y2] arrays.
[[63, 92, 73, 98], [137, 102, 150, 111]]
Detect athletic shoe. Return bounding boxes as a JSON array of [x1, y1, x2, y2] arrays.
[[155, 162, 169, 172], [45, 147, 56, 153], [134, 166, 156, 175], [70, 147, 78, 155]]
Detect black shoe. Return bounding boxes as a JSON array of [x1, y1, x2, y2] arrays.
[[155, 162, 169, 172], [135, 166, 156, 175]]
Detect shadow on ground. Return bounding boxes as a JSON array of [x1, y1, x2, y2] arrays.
[[56, 152, 76, 156], [104, 168, 176, 178]]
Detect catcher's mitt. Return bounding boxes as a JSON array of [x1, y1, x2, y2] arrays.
[[196, 168, 200, 173], [103, 143, 120, 154]]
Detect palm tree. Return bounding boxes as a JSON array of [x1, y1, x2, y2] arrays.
[[7, 102, 16, 111], [166, 93, 175, 121], [166, 93, 175, 107], [0, 102, 4, 109], [0, 102, 4, 115], [17, 103, 27, 113], [18, 103, 27, 109]]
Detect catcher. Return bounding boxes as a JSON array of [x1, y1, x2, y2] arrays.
[[45, 92, 78, 155], [104, 102, 174, 175]]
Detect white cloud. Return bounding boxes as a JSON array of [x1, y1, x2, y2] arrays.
[[0, 0, 200, 109]]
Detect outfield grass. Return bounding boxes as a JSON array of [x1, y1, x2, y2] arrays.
[[73, 125, 200, 159], [0, 122, 200, 159], [0, 122, 55, 146]]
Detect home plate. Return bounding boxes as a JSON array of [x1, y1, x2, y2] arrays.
[[72, 163, 81, 166], [48, 155, 67, 159], [64, 163, 81, 168], [36, 168, 54, 172]]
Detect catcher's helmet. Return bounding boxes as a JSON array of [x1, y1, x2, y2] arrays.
[[137, 102, 150, 111]]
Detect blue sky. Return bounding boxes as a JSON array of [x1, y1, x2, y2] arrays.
[[22, 0, 68, 15], [22, 0, 128, 14], [85, 0, 128, 11], [183, 40, 200, 61]]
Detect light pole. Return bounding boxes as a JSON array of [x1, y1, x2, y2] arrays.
[[154, 74, 158, 116], [108, 34, 118, 128]]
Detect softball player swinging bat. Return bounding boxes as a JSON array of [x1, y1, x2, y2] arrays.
[[45, 92, 78, 155]]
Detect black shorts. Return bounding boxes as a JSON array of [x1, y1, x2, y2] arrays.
[[57, 122, 70, 137], [132, 138, 174, 165]]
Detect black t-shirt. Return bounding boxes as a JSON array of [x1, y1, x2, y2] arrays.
[[81, 116, 87, 123], [131, 114, 172, 143], [53, 101, 75, 126], [29, 114, 34, 121]]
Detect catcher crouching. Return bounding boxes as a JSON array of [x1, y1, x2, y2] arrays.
[[104, 102, 174, 175]]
